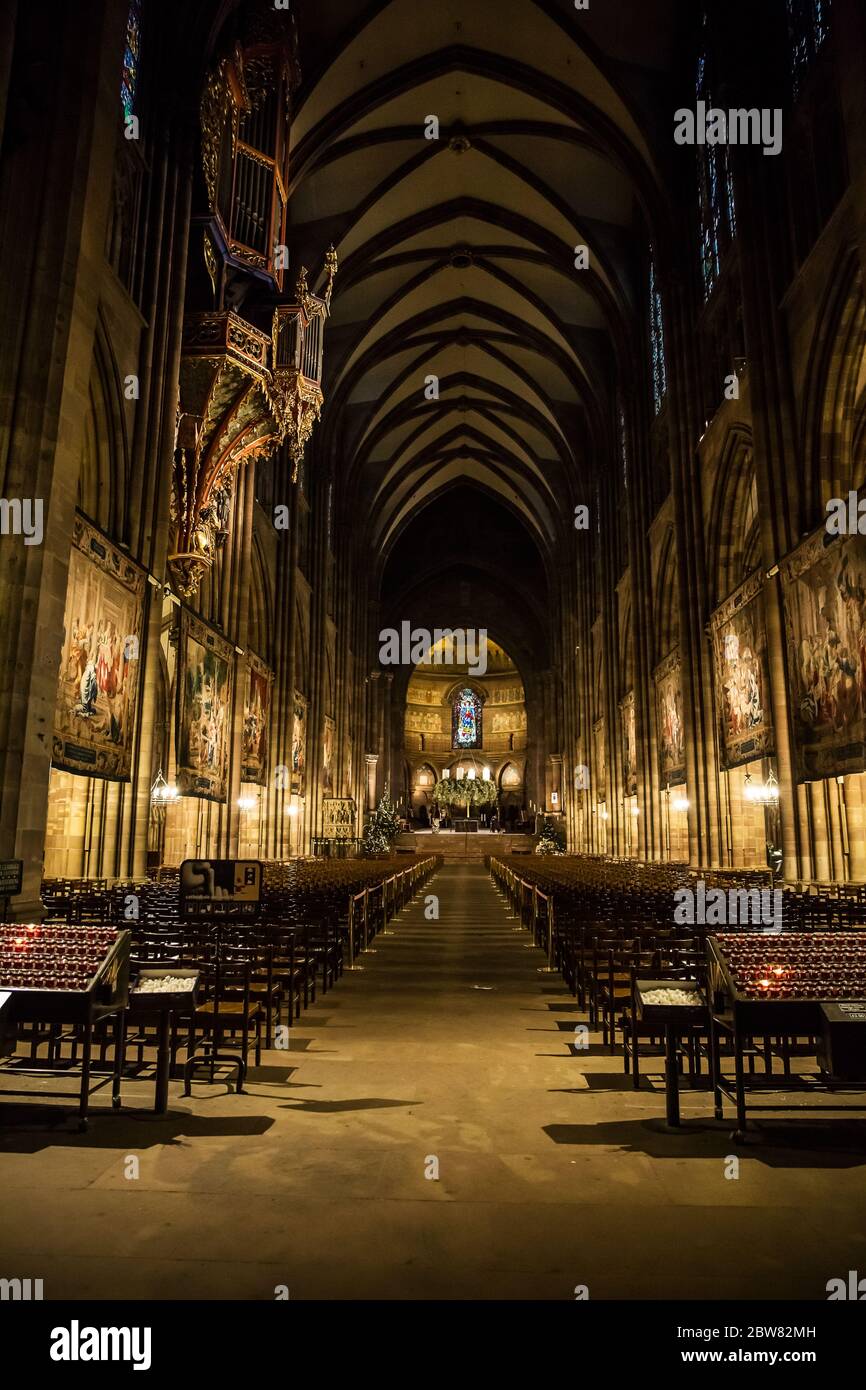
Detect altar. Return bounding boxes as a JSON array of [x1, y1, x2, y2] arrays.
[[452, 818, 479, 833]]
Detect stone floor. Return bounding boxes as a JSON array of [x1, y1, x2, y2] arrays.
[[1, 863, 866, 1300]]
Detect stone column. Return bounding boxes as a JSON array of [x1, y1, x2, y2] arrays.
[[809, 781, 831, 883], [0, 1, 128, 916], [365, 752, 378, 814], [549, 752, 562, 815], [844, 775, 866, 881]]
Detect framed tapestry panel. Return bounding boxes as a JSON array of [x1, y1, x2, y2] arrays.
[[241, 652, 272, 786], [709, 570, 774, 770], [781, 529, 866, 781], [176, 610, 234, 802], [654, 650, 687, 787], [620, 692, 637, 797], [53, 515, 146, 781], [291, 692, 307, 794]]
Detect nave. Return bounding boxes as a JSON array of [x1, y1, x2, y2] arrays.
[[1, 863, 862, 1302], [2, 0, 866, 1337]]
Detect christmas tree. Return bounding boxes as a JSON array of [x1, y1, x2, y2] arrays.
[[362, 786, 401, 855], [535, 817, 566, 855]]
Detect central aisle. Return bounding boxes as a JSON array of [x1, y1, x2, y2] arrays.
[[1, 862, 863, 1301]]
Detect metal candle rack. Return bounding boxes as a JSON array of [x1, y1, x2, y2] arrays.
[[706, 932, 866, 1140], [0, 924, 131, 1131]]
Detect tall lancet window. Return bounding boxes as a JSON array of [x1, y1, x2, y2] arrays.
[[120, 0, 143, 118], [649, 256, 667, 415], [696, 18, 736, 299], [787, 0, 832, 99], [452, 689, 482, 750]]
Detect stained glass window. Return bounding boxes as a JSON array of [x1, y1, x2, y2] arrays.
[[787, 0, 831, 100], [120, 0, 142, 118], [696, 18, 737, 300], [452, 688, 482, 750], [649, 255, 666, 414]]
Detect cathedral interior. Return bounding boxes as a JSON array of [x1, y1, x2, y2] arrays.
[[1, 0, 866, 1330]]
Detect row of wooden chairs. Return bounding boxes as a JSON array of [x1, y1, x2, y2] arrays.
[[27, 857, 441, 1093], [491, 856, 823, 1092]]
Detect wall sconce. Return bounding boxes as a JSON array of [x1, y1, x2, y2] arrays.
[[237, 796, 257, 811], [671, 794, 690, 813]]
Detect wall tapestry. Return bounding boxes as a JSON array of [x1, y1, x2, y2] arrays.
[[53, 515, 146, 781], [241, 652, 272, 786], [593, 717, 606, 802], [709, 570, 774, 769], [322, 715, 336, 795], [176, 610, 234, 802], [654, 651, 686, 787], [620, 691, 638, 796], [781, 528, 866, 781], [291, 691, 307, 794], [344, 732, 353, 798]]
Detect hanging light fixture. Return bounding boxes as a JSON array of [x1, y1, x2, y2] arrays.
[[151, 769, 178, 805], [744, 766, 780, 806]]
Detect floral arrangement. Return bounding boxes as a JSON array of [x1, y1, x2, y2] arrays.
[[432, 776, 497, 810]]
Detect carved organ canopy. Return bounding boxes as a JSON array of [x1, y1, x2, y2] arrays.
[[170, 256, 338, 599]]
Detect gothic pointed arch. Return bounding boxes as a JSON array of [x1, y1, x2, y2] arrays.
[[77, 310, 132, 541], [802, 247, 866, 520]]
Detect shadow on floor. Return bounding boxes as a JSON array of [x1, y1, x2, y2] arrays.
[[542, 1117, 866, 1165], [551, 1073, 669, 1093], [0, 1108, 277, 1151], [279, 1097, 420, 1114]]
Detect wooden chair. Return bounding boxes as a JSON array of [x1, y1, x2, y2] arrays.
[[184, 955, 262, 1093]]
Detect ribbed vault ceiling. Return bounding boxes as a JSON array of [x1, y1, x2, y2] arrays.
[[289, 0, 678, 584]]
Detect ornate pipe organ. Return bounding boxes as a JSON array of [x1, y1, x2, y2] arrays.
[[169, 5, 336, 599]]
